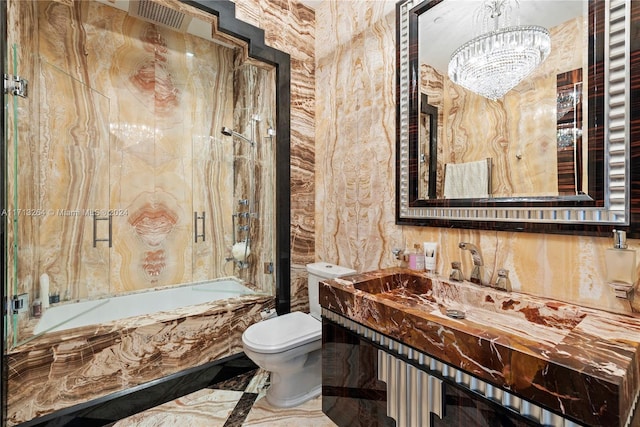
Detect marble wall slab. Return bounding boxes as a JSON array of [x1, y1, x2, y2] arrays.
[[5, 0, 41, 347], [315, 0, 399, 274], [314, 0, 638, 316], [229, 62, 278, 291], [232, 0, 317, 312], [34, 0, 243, 297]]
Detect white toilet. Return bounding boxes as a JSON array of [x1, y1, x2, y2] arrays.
[[242, 262, 356, 407]]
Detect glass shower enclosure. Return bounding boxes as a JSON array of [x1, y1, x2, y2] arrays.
[[3, 0, 277, 349]]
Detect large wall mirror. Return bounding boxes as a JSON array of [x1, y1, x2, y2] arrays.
[[395, 0, 640, 235]]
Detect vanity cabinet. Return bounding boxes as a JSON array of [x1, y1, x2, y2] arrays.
[[320, 268, 640, 426], [323, 316, 542, 427], [322, 317, 395, 427]]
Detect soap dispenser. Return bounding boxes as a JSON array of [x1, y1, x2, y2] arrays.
[[605, 229, 637, 286], [408, 243, 425, 271]]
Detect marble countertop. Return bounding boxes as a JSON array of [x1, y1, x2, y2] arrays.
[[319, 267, 640, 427]]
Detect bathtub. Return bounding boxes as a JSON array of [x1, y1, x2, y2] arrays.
[[10, 278, 274, 425], [33, 278, 258, 335]]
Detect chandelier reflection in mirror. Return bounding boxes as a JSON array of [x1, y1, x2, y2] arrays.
[[447, 0, 551, 100]]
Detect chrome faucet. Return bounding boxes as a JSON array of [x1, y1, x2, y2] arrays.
[[392, 248, 408, 262], [449, 261, 464, 282], [493, 269, 512, 292], [458, 242, 484, 285]]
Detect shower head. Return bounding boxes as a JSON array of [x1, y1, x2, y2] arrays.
[[220, 127, 255, 146]]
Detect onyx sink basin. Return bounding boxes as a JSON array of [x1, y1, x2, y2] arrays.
[[349, 270, 586, 333], [353, 271, 432, 295]]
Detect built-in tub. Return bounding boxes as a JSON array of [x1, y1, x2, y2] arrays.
[[34, 278, 260, 335], [8, 277, 274, 426]]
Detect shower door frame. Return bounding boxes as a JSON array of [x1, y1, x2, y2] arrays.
[[1, 0, 7, 421]]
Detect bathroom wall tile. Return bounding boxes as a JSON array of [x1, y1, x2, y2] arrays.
[[6, 0, 291, 321], [28, 0, 233, 299], [14, 0, 286, 305], [315, 0, 403, 274], [290, 263, 311, 313], [230, 63, 279, 290], [4, 0, 40, 344]]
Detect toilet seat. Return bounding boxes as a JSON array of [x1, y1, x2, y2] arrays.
[[242, 311, 321, 354]]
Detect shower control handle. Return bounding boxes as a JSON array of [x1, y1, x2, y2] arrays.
[[194, 211, 206, 242]]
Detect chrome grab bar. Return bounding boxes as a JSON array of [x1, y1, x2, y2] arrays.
[[92, 212, 112, 248]]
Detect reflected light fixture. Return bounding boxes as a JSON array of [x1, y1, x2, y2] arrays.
[[447, 0, 551, 101]]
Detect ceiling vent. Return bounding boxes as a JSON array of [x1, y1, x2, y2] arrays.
[[128, 0, 192, 32]]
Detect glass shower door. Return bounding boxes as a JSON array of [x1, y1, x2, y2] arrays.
[[4, 0, 115, 347], [4, 54, 112, 347], [37, 60, 112, 305]]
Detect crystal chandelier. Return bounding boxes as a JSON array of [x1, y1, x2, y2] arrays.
[[447, 0, 551, 101]]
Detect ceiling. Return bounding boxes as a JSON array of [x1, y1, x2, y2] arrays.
[[421, 1, 587, 73], [294, 0, 586, 75]]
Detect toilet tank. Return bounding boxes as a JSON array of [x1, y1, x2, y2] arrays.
[[306, 262, 356, 319]]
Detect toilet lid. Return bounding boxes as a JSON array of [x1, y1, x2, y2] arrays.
[[242, 311, 321, 354]]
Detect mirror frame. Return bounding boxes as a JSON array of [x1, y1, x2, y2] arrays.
[[395, 0, 640, 236]]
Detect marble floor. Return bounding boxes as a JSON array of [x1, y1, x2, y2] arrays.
[[111, 366, 337, 427]]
